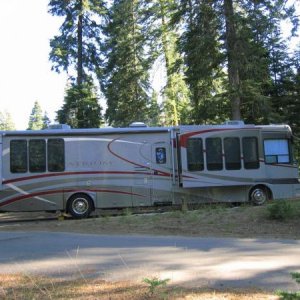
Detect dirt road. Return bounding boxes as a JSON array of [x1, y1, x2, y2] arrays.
[[0, 231, 299, 292]]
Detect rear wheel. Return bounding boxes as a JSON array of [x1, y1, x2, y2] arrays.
[[249, 186, 269, 205], [67, 193, 93, 218]]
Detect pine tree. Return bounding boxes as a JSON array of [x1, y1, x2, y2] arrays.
[[154, 0, 191, 125], [176, 0, 299, 123], [101, 0, 152, 127], [0, 111, 15, 130], [49, 0, 104, 127], [49, 0, 105, 84], [177, 0, 228, 124], [42, 112, 51, 129], [28, 101, 44, 130], [147, 90, 162, 126], [56, 81, 102, 128]]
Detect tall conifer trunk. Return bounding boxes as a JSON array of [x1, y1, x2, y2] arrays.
[[224, 0, 241, 120], [159, 0, 179, 125], [77, 0, 83, 86]]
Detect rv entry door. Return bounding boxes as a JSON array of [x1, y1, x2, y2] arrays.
[[152, 142, 173, 205]]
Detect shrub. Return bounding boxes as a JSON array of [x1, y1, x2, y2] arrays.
[[142, 277, 170, 296], [277, 272, 300, 299], [267, 201, 293, 221]]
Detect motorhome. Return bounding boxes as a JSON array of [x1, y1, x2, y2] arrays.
[[0, 121, 299, 218]]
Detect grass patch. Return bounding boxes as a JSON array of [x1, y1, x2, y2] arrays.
[[2, 200, 300, 239], [277, 272, 300, 299], [267, 200, 300, 221]]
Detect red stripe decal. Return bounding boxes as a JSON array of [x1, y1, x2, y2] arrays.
[[107, 138, 170, 177], [0, 189, 146, 208], [180, 128, 256, 148]]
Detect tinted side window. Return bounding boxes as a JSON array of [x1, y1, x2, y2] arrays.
[[10, 140, 28, 173], [29, 139, 46, 172], [224, 137, 241, 170], [187, 138, 204, 171], [243, 137, 259, 169], [206, 138, 223, 171], [48, 139, 65, 172]]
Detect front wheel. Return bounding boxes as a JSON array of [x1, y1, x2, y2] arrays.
[[67, 193, 93, 219], [249, 186, 269, 205]]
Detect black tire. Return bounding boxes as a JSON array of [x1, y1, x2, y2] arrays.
[[67, 193, 93, 218], [249, 186, 269, 205]]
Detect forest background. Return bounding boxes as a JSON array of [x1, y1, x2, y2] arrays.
[[0, 0, 300, 140]]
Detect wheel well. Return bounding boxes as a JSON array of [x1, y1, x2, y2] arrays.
[[66, 192, 95, 213], [249, 185, 273, 201]]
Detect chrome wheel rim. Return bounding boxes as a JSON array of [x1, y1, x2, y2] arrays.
[[251, 189, 267, 205], [72, 198, 89, 214]]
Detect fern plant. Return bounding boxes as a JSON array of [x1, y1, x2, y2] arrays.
[[142, 277, 170, 296]]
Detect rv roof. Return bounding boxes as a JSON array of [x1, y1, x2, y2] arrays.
[[0, 123, 291, 137], [1, 126, 172, 137]]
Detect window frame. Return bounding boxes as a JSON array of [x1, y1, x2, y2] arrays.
[[264, 138, 291, 164], [10, 139, 28, 173], [224, 137, 241, 170], [10, 138, 65, 174], [186, 138, 204, 171], [47, 138, 65, 172], [242, 137, 260, 169], [206, 137, 223, 171], [29, 139, 46, 173]]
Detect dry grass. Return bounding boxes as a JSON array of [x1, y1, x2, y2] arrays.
[[1, 200, 300, 240], [0, 274, 278, 300]]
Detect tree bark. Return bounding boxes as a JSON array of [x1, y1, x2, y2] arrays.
[[77, 0, 83, 86], [159, 0, 179, 125], [224, 0, 241, 120]]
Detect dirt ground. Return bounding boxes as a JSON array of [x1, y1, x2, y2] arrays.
[[0, 201, 300, 240]]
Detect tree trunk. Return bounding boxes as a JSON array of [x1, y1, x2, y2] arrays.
[[159, 0, 179, 125], [77, 0, 83, 86], [224, 0, 241, 120]]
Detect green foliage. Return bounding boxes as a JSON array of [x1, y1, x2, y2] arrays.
[[0, 111, 15, 130], [154, 0, 191, 125], [292, 272, 300, 284], [42, 112, 51, 129], [49, 0, 105, 128], [122, 208, 133, 217], [178, 0, 228, 124], [175, 0, 299, 124], [143, 277, 170, 296], [272, 48, 300, 157], [56, 82, 102, 128], [277, 291, 300, 299], [147, 91, 162, 126], [49, 0, 105, 84], [101, 0, 152, 127], [277, 272, 300, 299], [267, 201, 293, 221], [48, 0, 300, 127], [28, 101, 44, 130]]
